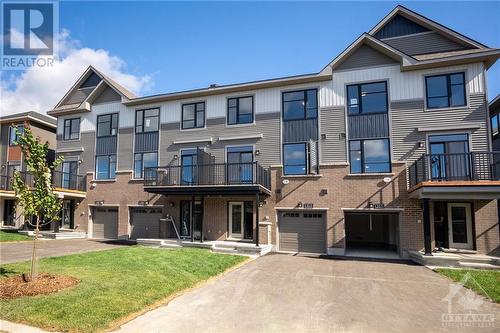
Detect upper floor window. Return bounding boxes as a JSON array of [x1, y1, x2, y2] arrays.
[[491, 114, 499, 138], [347, 82, 387, 115], [134, 152, 158, 179], [425, 72, 466, 109], [282, 89, 317, 121], [95, 154, 116, 180], [97, 113, 118, 137], [283, 143, 307, 175], [9, 125, 24, 145], [182, 102, 205, 129], [349, 139, 391, 174], [227, 96, 253, 125], [63, 118, 80, 141], [136, 108, 159, 133]]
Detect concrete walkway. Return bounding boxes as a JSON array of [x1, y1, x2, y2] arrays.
[[0, 239, 128, 264], [116, 254, 500, 333]]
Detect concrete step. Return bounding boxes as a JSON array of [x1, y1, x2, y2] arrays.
[[136, 239, 163, 247], [180, 241, 213, 249], [212, 247, 239, 254], [40, 232, 87, 239], [458, 262, 500, 270]]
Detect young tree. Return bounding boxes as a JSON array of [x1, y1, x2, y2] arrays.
[[12, 124, 63, 280]]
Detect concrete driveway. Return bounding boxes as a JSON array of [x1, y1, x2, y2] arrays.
[[0, 239, 128, 264], [116, 254, 500, 333]]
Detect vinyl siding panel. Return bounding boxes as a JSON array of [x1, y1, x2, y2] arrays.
[[348, 113, 389, 139], [56, 131, 95, 175], [118, 127, 133, 170], [282, 118, 318, 142], [62, 87, 93, 105], [382, 31, 467, 56], [336, 44, 398, 70], [93, 86, 121, 104], [391, 93, 489, 163], [374, 14, 429, 39], [134, 131, 159, 153], [96, 136, 117, 155], [320, 106, 347, 163]]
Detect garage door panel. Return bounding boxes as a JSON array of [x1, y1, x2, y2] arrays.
[[278, 211, 326, 253], [93, 207, 118, 239], [130, 208, 162, 239]]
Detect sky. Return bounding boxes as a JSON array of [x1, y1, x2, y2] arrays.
[[1, 1, 499, 115]]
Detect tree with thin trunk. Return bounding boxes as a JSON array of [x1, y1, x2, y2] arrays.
[[12, 124, 63, 281]]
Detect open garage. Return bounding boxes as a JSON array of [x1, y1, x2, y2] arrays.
[[344, 212, 400, 258]]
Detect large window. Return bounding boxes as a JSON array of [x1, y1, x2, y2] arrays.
[[63, 118, 80, 141], [491, 114, 499, 138], [182, 102, 205, 129], [347, 82, 387, 115], [97, 113, 118, 137], [283, 143, 307, 175], [95, 155, 116, 180], [134, 152, 158, 179], [425, 72, 466, 109], [282, 89, 317, 121], [227, 96, 254, 125], [349, 139, 391, 174], [9, 125, 24, 145], [136, 108, 159, 133]]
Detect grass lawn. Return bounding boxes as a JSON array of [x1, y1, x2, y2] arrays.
[[0, 230, 30, 242], [436, 268, 500, 303], [0, 246, 247, 332]]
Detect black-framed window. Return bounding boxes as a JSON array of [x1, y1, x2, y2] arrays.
[[136, 108, 159, 133], [425, 72, 466, 109], [227, 96, 253, 125], [491, 114, 499, 137], [97, 113, 118, 137], [95, 154, 116, 180], [282, 89, 317, 121], [134, 152, 158, 178], [182, 102, 205, 129], [349, 139, 391, 174], [9, 125, 24, 146], [347, 81, 388, 115], [283, 143, 307, 175], [63, 118, 80, 141]]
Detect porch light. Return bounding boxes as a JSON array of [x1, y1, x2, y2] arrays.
[[297, 202, 303, 208], [173, 154, 179, 160], [418, 141, 425, 148], [169, 201, 175, 207], [255, 150, 260, 156]]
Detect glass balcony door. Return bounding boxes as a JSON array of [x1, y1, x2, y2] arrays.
[[428, 134, 470, 181], [227, 146, 253, 184]]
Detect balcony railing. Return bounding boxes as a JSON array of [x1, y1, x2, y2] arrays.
[[144, 162, 271, 190], [408, 151, 500, 188], [0, 171, 86, 192]]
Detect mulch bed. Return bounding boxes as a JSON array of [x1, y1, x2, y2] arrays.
[[0, 273, 79, 299]]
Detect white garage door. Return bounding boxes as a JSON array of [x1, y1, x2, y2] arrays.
[[130, 207, 163, 239], [92, 207, 119, 239], [278, 211, 326, 253]]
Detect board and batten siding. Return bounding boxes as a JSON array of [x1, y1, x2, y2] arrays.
[[319, 106, 347, 163], [391, 93, 489, 163]]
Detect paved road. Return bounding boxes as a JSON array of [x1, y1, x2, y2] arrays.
[[0, 239, 128, 264], [116, 254, 500, 333]]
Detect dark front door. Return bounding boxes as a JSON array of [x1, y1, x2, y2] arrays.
[[428, 134, 470, 180], [60, 199, 74, 229], [3, 199, 16, 226], [180, 200, 202, 240], [227, 146, 253, 184], [433, 201, 448, 249]]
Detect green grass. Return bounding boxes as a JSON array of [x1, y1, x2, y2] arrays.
[[436, 268, 500, 303], [0, 246, 246, 332], [0, 230, 30, 242]]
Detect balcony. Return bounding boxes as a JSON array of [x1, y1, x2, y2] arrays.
[[408, 151, 500, 199], [0, 171, 86, 196], [143, 162, 271, 195]]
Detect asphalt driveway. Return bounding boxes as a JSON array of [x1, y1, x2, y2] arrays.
[[0, 239, 128, 264], [116, 254, 500, 333]]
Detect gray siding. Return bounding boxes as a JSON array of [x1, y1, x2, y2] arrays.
[[135, 132, 159, 153], [320, 107, 347, 163], [56, 131, 95, 175], [160, 112, 281, 167], [96, 136, 117, 155], [382, 31, 467, 56], [62, 87, 93, 105], [336, 44, 398, 70], [94, 86, 121, 104], [391, 93, 489, 162], [118, 127, 133, 170], [348, 113, 389, 139], [282, 118, 318, 142], [374, 14, 429, 39], [0, 124, 9, 167]]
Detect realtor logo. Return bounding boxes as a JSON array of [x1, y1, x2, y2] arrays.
[[1, 0, 58, 70]]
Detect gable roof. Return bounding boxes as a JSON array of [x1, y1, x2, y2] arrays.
[[0, 111, 56, 129]]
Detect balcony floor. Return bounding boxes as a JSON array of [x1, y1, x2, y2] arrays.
[[144, 184, 271, 196], [408, 180, 500, 200]]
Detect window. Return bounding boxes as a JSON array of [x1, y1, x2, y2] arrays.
[[136, 108, 159, 133], [425, 72, 466, 109], [227, 146, 254, 183], [134, 152, 158, 178], [63, 118, 80, 140], [97, 113, 118, 137], [349, 139, 391, 174], [491, 114, 499, 137], [9, 125, 24, 145], [283, 143, 307, 175], [182, 102, 205, 129], [347, 81, 388, 115], [227, 96, 254, 125], [282, 89, 317, 120], [95, 155, 116, 180], [181, 149, 198, 184]]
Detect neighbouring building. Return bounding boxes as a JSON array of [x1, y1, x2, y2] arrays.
[[0, 111, 86, 231], [46, 5, 500, 258], [489, 94, 500, 224]]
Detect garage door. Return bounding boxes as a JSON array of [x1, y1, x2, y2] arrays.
[[92, 207, 118, 239], [130, 207, 162, 239], [278, 211, 326, 253]]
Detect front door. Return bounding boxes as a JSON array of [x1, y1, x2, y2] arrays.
[[180, 200, 202, 239], [229, 202, 244, 239], [447, 203, 473, 249]]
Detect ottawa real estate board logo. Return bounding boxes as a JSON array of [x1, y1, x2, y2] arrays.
[[1, 0, 58, 70]]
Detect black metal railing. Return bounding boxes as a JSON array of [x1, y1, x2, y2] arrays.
[[408, 151, 500, 188], [0, 171, 86, 192], [0, 175, 12, 191], [144, 162, 271, 190]]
